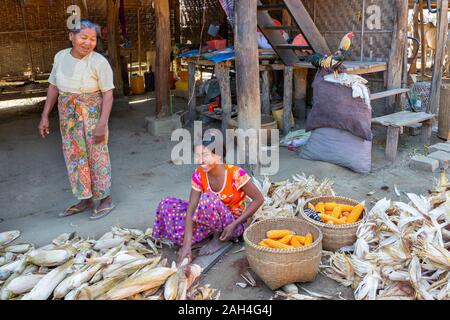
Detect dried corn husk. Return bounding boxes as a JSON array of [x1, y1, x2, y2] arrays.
[[3, 243, 34, 254], [77, 275, 127, 300], [23, 259, 74, 300], [105, 267, 176, 300], [164, 272, 179, 300], [0, 231, 20, 247], [93, 238, 125, 251], [6, 274, 44, 295], [321, 184, 450, 300], [27, 249, 73, 267]]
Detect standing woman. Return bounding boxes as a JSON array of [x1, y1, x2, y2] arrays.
[[38, 19, 116, 220]]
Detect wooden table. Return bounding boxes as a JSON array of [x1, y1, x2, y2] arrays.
[[372, 111, 435, 162]]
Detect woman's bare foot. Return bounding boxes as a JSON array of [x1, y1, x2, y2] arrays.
[[198, 233, 229, 256], [59, 199, 94, 217]]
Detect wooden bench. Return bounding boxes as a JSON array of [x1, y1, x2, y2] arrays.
[[372, 111, 435, 162]]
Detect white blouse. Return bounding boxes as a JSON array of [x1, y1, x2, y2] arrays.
[[48, 48, 115, 94]]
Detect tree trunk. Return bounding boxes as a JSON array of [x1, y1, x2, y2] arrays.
[[155, 0, 171, 118], [106, 0, 124, 96]]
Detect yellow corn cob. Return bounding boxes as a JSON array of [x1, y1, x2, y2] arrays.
[[290, 237, 303, 248], [347, 203, 365, 223], [307, 203, 316, 211], [319, 214, 346, 225], [315, 203, 325, 214], [266, 230, 294, 240], [258, 241, 269, 248], [304, 233, 313, 245], [324, 202, 337, 211], [293, 235, 306, 245], [278, 234, 294, 245], [340, 205, 355, 212], [331, 205, 342, 218], [263, 239, 294, 250]]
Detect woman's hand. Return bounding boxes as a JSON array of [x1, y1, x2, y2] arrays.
[[38, 116, 50, 138], [177, 244, 192, 266], [220, 222, 237, 242], [93, 124, 106, 144]]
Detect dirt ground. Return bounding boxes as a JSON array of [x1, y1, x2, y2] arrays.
[[0, 94, 442, 300]]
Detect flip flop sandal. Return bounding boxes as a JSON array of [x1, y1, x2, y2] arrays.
[[59, 205, 93, 218], [89, 205, 115, 220]]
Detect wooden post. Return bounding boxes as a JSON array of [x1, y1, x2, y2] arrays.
[[428, 0, 448, 115], [173, 0, 181, 44], [283, 66, 293, 136], [107, 0, 124, 96], [409, 2, 419, 74], [438, 84, 450, 140], [421, 119, 433, 144], [294, 67, 308, 125], [419, 0, 426, 79], [235, 0, 261, 167], [137, 8, 142, 75], [188, 61, 196, 121], [215, 61, 232, 137], [155, 0, 171, 118], [387, 0, 408, 114], [386, 126, 400, 162], [261, 64, 271, 115]]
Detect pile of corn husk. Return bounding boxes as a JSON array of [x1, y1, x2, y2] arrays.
[[320, 172, 450, 300], [0, 226, 219, 300], [252, 173, 335, 223]]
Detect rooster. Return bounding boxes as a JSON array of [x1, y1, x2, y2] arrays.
[[300, 32, 354, 78]]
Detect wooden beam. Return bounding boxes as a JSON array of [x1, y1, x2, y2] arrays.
[[107, 0, 124, 96], [215, 62, 232, 137], [283, 66, 293, 136], [261, 68, 271, 115], [294, 68, 308, 124], [188, 61, 196, 121], [386, 126, 400, 162], [235, 0, 261, 165], [283, 0, 331, 55], [137, 8, 142, 75], [428, 0, 449, 115], [387, 0, 408, 113], [419, 0, 426, 79], [155, 0, 171, 118], [409, 1, 420, 74], [173, 0, 181, 44]]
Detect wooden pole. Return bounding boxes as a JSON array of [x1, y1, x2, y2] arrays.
[[188, 61, 196, 121], [215, 61, 232, 137], [107, 0, 124, 96], [419, 0, 426, 79], [155, 0, 171, 118], [294, 68, 308, 124], [283, 66, 293, 136], [386, 0, 408, 114], [409, 1, 420, 74], [428, 0, 448, 115], [173, 0, 181, 44], [137, 8, 141, 75], [235, 0, 261, 167]]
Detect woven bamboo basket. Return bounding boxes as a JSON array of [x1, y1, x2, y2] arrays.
[[243, 218, 322, 290], [299, 196, 366, 252]]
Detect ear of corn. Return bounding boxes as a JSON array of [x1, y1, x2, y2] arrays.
[[324, 202, 337, 211], [347, 203, 365, 223], [293, 235, 306, 245], [290, 237, 303, 248], [319, 214, 346, 224], [307, 203, 316, 211], [278, 234, 294, 245], [315, 203, 325, 214], [331, 205, 342, 218], [340, 205, 355, 212], [266, 230, 293, 240], [263, 239, 294, 250], [258, 241, 269, 248], [304, 233, 313, 245]]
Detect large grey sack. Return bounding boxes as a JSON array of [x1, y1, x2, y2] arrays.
[[299, 127, 372, 174], [305, 70, 373, 141]]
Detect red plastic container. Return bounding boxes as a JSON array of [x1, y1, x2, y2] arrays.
[[207, 39, 227, 51]]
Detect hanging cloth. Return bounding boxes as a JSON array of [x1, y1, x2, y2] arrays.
[[219, 0, 235, 29]]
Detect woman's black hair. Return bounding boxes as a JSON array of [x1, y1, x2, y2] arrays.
[[194, 129, 226, 158]]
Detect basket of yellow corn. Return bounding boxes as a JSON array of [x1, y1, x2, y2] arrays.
[[299, 196, 366, 252], [243, 218, 322, 290]]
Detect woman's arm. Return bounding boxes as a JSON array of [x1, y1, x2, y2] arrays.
[[94, 89, 114, 144], [219, 180, 264, 241], [177, 188, 202, 265], [38, 84, 59, 138]]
